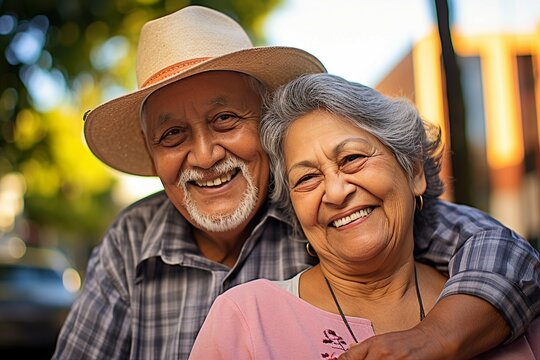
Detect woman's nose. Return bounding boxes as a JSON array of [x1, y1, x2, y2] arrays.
[[322, 173, 356, 206]]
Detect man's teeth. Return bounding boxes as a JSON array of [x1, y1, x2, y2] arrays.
[[333, 207, 373, 228], [195, 172, 233, 187]]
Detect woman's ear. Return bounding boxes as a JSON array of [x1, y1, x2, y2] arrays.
[[412, 165, 427, 196]]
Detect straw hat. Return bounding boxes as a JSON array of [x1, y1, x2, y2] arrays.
[[83, 5, 326, 176]]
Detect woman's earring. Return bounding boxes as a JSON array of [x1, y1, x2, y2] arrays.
[[416, 195, 424, 211], [306, 242, 317, 257]]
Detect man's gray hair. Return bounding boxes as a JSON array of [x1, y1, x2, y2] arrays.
[[260, 73, 444, 235]]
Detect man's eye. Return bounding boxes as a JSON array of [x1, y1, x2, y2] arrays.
[[213, 113, 239, 130], [162, 128, 180, 138], [158, 127, 187, 147], [217, 114, 234, 121]]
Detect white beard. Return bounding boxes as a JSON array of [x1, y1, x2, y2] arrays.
[[177, 157, 258, 232]]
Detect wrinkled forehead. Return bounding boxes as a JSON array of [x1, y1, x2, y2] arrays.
[[139, 70, 267, 130]]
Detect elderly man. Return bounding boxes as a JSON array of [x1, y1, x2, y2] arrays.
[[53, 5, 539, 360]]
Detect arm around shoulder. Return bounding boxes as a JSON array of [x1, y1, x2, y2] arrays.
[[412, 202, 540, 357], [441, 227, 540, 341]]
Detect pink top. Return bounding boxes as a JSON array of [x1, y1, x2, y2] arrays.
[[189, 278, 539, 360]]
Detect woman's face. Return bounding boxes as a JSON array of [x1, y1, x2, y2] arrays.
[[284, 110, 426, 267]]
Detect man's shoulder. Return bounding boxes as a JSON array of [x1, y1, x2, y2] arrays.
[[112, 190, 171, 226], [433, 200, 501, 226], [100, 190, 175, 256], [428, 199, 516, 238], [80, 191, 174, 300]]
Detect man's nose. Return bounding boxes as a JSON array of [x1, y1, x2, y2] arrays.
[[187, 130, 226, 169], [322, 173, 356, 206]]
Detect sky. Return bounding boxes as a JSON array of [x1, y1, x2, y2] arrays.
[[265, 0, 540, 86], [114, 0, 540, 205]]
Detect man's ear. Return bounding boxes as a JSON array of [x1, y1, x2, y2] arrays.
[[412, 164, 427, 196]]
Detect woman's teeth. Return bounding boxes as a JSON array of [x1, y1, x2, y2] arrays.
[[333, 207, 373, 228]]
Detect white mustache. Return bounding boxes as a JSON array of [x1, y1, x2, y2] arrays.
[[175, 156, 259, 232], [177, 157, 243, 187]]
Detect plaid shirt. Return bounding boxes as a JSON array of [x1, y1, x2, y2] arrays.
[[52, 191, 540, 359]]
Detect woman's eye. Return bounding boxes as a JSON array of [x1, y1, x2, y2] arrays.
[[292, 173, 320, 188], [339, 153, 367, 173], [296, 174, 314, 185], [343, 154, 363, 163], [291, 173, 322, 192]]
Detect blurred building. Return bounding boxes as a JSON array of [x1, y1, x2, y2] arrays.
[[376, 25, 540, 246]]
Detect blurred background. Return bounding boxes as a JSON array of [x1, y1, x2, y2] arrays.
[[0, 0, 539, 357]]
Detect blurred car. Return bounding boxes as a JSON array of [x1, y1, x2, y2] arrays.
[[0, 238, 81, 352]]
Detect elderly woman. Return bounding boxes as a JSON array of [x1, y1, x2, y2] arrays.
[[189, 74, 539, 359]]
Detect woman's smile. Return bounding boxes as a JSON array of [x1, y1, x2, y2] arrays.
[[330, 206, 374, 228]]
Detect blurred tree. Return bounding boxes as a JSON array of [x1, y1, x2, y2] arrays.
[[0, 0, 282, 246]]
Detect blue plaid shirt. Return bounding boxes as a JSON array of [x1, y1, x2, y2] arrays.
[[52, 191, 540, 359]]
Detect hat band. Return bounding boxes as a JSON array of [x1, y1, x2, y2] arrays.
[[141, 57, 210, 88]]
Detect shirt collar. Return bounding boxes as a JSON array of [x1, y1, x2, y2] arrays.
[[136, 198, 291, 269]]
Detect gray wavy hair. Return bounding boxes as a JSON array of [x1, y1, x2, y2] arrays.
[[260, 73, 444, 236]]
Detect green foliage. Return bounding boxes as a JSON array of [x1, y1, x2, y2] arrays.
[[0, 0, 283, 244]]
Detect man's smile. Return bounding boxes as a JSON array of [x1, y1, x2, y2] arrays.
[[191, 168, 240, 187]]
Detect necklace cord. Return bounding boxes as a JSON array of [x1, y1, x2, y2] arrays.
[[323, 264, 425, 344], [324, 276, 359, 343], [414, 265, 425, 321]]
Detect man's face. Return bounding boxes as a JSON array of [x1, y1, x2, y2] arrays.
[[142, 71, 270, 234]]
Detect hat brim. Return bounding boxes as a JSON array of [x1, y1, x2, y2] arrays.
[[83, 46, 326, 176]]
